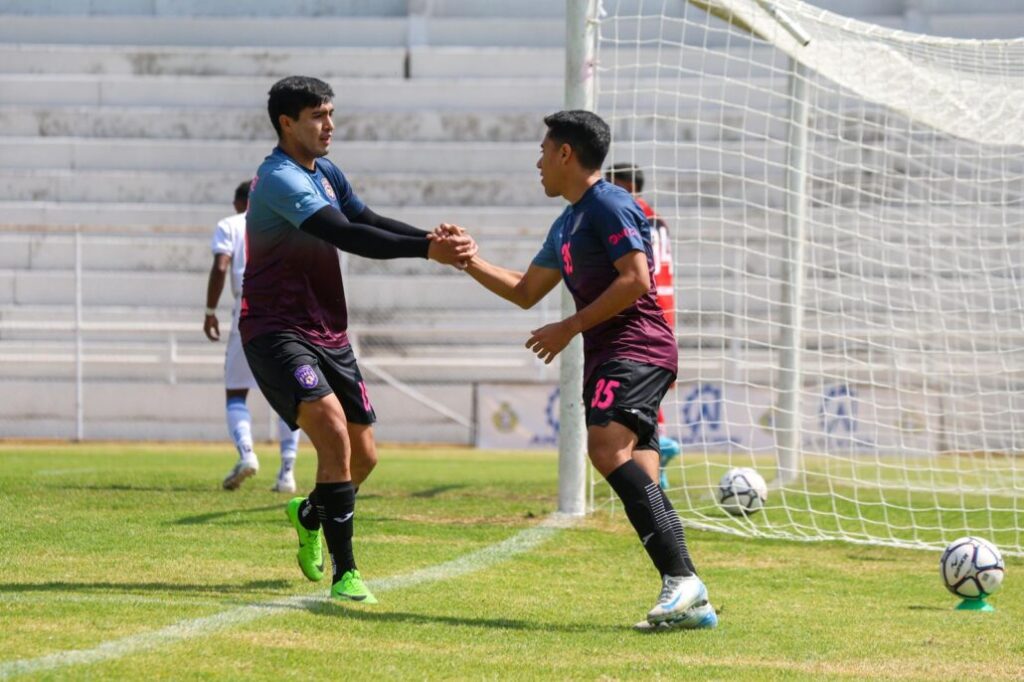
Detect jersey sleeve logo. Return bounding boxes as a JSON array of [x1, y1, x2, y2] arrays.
[[320, 176, 337, 201], [607, 226, 640, 246]]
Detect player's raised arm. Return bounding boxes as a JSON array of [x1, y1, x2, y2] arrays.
[[436, 221, 560, 308], [297, 206, 475, 266], [463, 255, 561, 309]]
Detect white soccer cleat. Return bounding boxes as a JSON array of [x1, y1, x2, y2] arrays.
[[647, 575, 707, 625], [271, 471, 297, 494], [634, 602, 718, 631], [222, 458, 259, 490]]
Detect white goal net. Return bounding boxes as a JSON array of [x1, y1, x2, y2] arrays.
[[594, 0, 1024, 555]]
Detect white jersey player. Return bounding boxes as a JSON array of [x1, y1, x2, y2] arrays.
[[204, 180, 301, 493]]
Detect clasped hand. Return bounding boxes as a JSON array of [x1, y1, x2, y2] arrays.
[[427, 223, 477, 268]]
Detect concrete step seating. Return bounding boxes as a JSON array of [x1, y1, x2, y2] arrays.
[[0, 103, 796, 148], [1, 0, 1021, 440], [2, 210, 1017, 269], [0, 203, 564, 232], [0, 0, 918, 17], [3, 266, 1013, 320], [6, 163, 1002, 208], [0, 106, 553, 142], [0, 74, 565, 110], [0, 44, 791, 79]]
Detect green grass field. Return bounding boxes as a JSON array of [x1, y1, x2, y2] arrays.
[[1, 443, 1022, 680]]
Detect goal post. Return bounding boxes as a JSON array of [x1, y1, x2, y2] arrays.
[[558, 0, 600, 516], [592, 0, 1024, 555]]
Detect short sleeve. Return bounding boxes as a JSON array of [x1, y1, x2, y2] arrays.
[[590, 202, 647, 262], [331, 168, 366, 220], [210, 218, 234, 256], [531, 221, 562, 270], [260, 167, 330, 228]]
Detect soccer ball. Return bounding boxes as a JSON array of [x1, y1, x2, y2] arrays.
[[717, 467, 768, 516], [939, 536, 1005, 600]]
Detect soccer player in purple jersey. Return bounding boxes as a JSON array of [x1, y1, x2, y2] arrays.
[[240, 76, 474, 603], [446, 110, 716, 630]]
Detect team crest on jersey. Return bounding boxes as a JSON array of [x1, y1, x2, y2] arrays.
[[320, 176, 336, 201], [294, 365, 319, 389]]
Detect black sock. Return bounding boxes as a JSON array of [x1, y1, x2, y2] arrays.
[[298, 495, 319, 531], [314, 481, 357, 581], [606, 460, 691, 577], [659, 488, 697, 576]]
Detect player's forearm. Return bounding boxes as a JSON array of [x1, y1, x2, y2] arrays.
[[464, 255, 531, 308], [300, 206, 430, 259], [570, 272, 648, 333], [205, 267, 227, 310], [354, 206, 430, 238]]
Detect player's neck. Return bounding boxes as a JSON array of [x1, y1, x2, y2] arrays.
[[562, 172, 602, 205], [277, 139, 316, 171]]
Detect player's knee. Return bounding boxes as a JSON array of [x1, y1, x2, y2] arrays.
[[359, 447, 378, 471], [588, 442, 633, 477], [298, 396, 347, 433]]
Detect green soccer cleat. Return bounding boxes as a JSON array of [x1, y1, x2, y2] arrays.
[[285, 497, 324, 582], [331, 569, 378, 604]]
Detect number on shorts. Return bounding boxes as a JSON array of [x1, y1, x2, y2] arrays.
[[590, 378, 620, 410]]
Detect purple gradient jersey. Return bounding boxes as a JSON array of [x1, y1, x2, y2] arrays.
[[239, 148, 366, 348], [533, 179, 678, 384]]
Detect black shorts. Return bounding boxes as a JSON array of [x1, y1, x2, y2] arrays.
[[243, 331, 376, 432], [583, 359, 675, 454]]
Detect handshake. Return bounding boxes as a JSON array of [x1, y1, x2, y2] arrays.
[[426, 223, 476, 269]]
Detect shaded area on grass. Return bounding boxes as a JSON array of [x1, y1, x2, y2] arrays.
[[0, 579, 291, 595], [174, 504, 283, 525]]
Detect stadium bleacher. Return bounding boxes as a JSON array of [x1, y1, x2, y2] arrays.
[[1, 0, 1021, 441]]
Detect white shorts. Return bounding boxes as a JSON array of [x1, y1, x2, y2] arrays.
[[224, 327, 258, 391]]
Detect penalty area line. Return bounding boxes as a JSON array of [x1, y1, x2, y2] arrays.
[[0, 513, 578, 680]]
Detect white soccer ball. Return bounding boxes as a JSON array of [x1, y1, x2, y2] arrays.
[[939, 536, 1005, 600], [717, 467, 768, 516]]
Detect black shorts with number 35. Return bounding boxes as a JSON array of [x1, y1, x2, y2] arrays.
[[583, 358, 675, 454], [243, 330, 376, 432]]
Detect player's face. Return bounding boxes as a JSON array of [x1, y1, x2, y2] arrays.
[[288, 102, 335, 159], [537, 134, 567, 198]]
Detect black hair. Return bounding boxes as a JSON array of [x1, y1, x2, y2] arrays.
[[605, 162, 644, 193], [267, 76, 334, 137], [234, 180, 251, 204], [542, 110, 611, 171]]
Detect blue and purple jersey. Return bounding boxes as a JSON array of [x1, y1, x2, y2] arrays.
[[240, 148, 366, 348], [532, 179, 677, 383]]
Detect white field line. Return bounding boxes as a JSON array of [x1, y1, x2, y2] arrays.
[[0, 513, 578, 680], [0, 593, 230, 609]]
